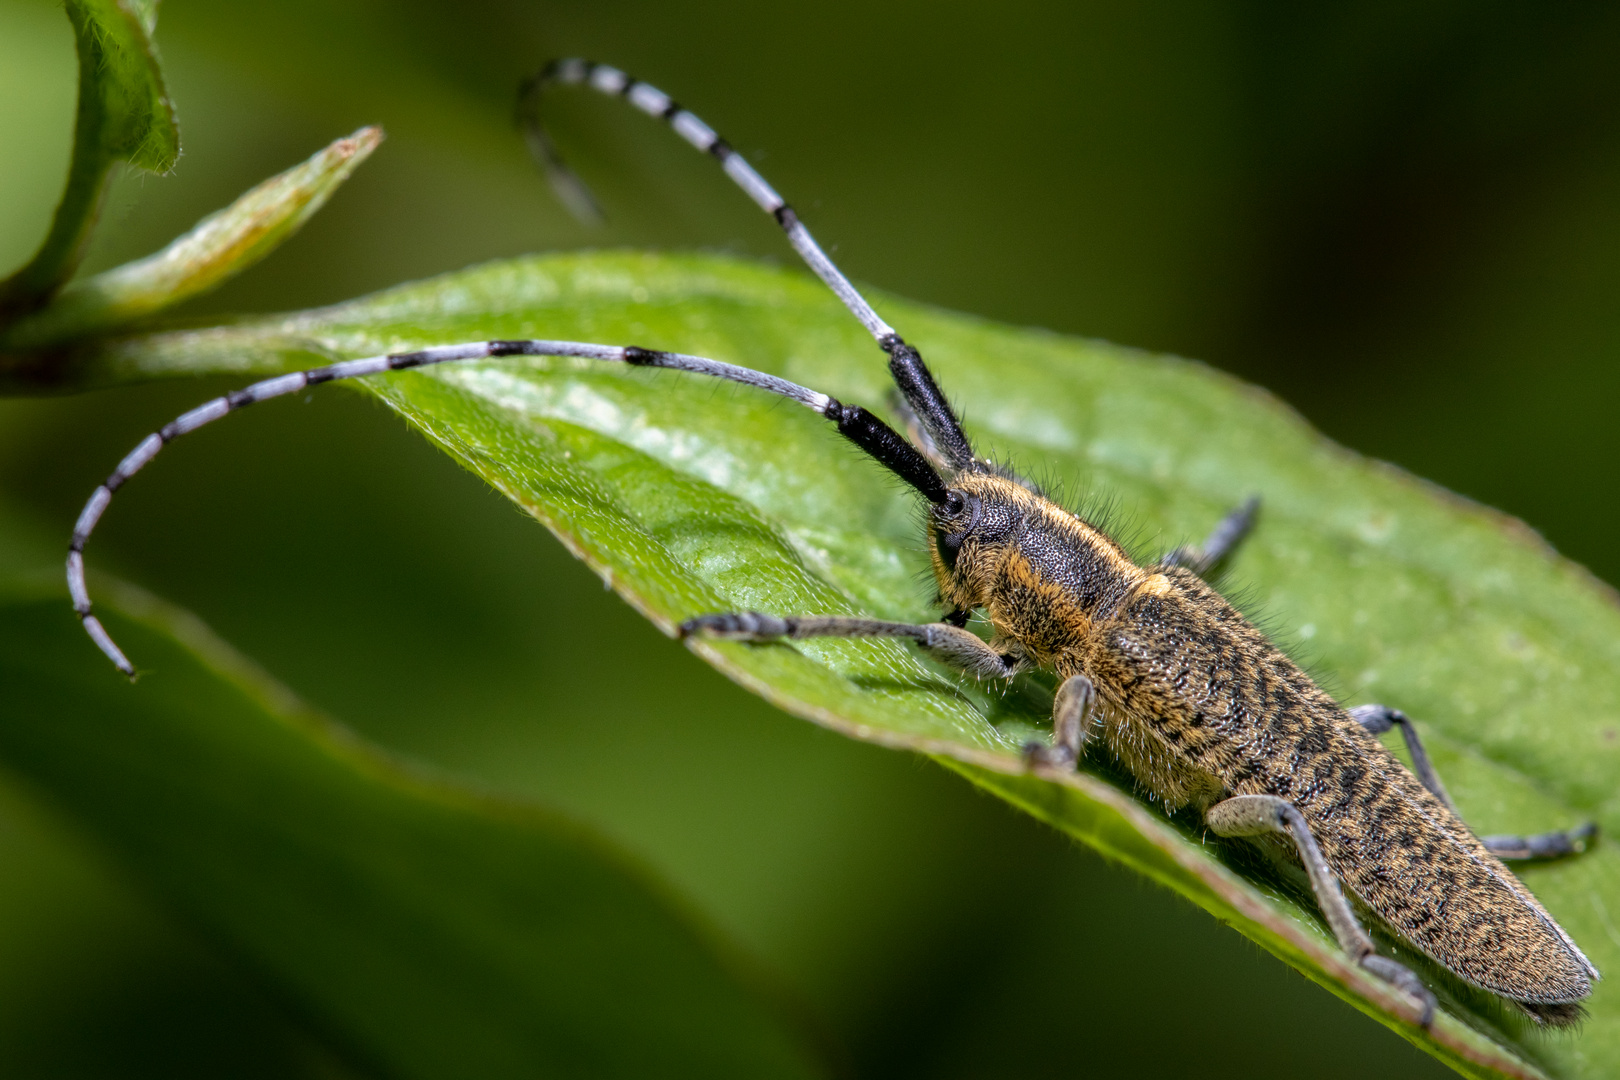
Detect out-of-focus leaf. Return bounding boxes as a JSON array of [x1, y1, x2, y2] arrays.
[[0, 127, 382, 359], [55, 252, 1620, 1078], [0, 0, 179, 319], [0, 541, 826, 1079]]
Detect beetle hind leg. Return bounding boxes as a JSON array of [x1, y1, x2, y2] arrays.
[[1349, 704, 1458, 812], [1480, 821, 1599, 861], [1352, 704, 1599, 861], [1206, 793, 1437, 1028]]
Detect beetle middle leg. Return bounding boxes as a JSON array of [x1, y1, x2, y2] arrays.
[[1161, 496, 1261, 574], [1206, 793, 1437, 1028], [1350, 704, 1599, 860], [1024, 674, 1095, 769]]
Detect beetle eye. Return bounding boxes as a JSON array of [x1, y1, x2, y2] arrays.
[[941, 490, 966, 517]]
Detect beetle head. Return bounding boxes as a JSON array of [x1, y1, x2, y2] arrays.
[[927, 473, 1028, 610]]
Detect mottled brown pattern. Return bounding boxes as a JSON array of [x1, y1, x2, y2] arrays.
[[929, 472, 1597, 1012]]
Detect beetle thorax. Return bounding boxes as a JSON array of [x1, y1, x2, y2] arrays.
[[928, 473, 1144, 632]]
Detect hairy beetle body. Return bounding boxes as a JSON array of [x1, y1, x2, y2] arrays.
[[932, 473, 1596, 1017]]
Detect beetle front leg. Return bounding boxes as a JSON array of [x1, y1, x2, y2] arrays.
[[680, 612, 1021, 680], [1206, 793, 1437, 1028]]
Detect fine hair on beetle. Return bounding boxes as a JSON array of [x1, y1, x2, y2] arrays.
[[67, 57, 1601, 1033]]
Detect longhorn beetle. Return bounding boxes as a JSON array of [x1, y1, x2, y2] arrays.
[[67, 59, 1600, 1029]]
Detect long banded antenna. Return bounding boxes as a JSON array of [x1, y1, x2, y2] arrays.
[[69, 338, 946, 677], [518, 59, 976, 470]]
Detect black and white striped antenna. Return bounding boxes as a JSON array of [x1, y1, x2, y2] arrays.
[[67, 340, 950, 677], [517, 60, 973, 469], [69, 60, 972, 676]]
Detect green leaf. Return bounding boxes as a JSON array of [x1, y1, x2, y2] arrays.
[[0, 0, 178, 319], [0, 515, 826, 1079], [55, 252, 1620, 1078], [0, 126, 383, 360]]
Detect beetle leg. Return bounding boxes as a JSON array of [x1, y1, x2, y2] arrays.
[[680, 612, 1021, 680], [1348, 704, 1458, 813], [1351, 705, 1599, 861], [526, 60, 978, 471], [1024, 674, 1095, 770], [1480, 821, 1599, 861], [1206, 793, 1437, 1028], [1160, 496, 1260, 574]]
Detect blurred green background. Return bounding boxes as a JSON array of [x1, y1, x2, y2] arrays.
[[4, 1, 1620, 1076]]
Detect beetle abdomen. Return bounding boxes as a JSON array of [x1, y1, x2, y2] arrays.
[[1087, 568, 1597, 1005], [1318, 740, 1596, 1003]]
